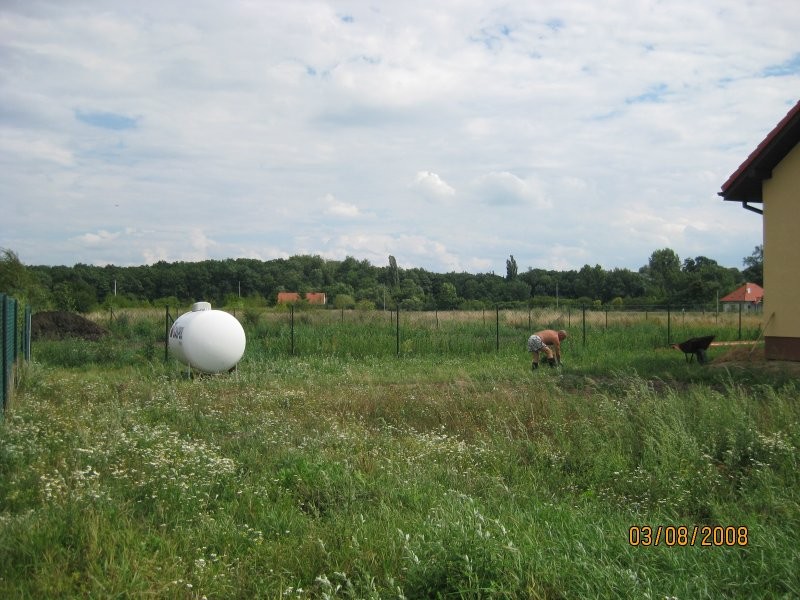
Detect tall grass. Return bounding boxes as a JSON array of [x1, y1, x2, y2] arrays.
[[2, 309, 797, 598], [76, 306, 761, 361]]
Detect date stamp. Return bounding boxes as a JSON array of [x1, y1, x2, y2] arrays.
[[629, 525, 748, 547]]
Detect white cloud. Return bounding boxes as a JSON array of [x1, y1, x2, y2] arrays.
[[0, 131, 73, 165], [322, 193, 362, 218], [411, 171, 456, 201], [72, 229, 121, 246], [186, 228, 217, 259], [1, 0, 796, 273], [473, 171, 549, 207], [306, 231, 464, 272]]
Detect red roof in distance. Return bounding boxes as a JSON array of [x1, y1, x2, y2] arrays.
[[719, 283, 764, 303], [276, 292, 327, 305]]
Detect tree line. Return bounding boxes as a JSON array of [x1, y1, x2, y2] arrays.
[[0, 246, 763, 313]]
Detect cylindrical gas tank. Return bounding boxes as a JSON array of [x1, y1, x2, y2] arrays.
[[168, 302, 246, 373]]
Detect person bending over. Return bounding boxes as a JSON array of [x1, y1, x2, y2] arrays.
[[527, 329, 567, 370]]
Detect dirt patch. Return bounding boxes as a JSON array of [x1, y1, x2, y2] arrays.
[[31, 311, 109, 341], [710, 344, 800, 377], [712, 344, 766, 365]]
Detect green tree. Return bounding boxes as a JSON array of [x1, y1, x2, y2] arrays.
[[0, 249, 31, 294], [461, 277, 482, 300], [388, 255, 400, 288], [397, 277, 425, 308], [604, 268, 645, 301], [574, 264, 606, 301], [435, 281, 460, 309], [326, 282, 355, 302], [53, 282, 75, 311], [505, 255, 518, 280], [504, 279, 531, 302], [641, 248, 681, 300], [524, 269, 554, 297], [678, 256, 738, 305], [742, 245, 763, 286], [0, 248, 50, 307]]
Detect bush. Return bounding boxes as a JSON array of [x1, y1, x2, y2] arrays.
[[242, 308, 262, 328], [356, 299, 375, 311], [334, 294, 356, 309]]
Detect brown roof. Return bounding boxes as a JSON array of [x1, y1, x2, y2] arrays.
[[719, 100, 800, 203], [719, 283, 764, 303], [304, 292, 327, 305], [276, 292, 300, 303], [276, 291, 327, 304]]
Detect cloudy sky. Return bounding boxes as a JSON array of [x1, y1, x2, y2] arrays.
[[1, 1, 798, 274]]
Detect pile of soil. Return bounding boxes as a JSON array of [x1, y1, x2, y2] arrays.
[[712, 344, 766, 365], [31, 311, 109, 341], [711, 344, 800, 377]]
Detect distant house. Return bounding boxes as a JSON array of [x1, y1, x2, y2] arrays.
[[276, 292, 300, 305], [719, 283, 763, 313], [304, 292, 327, 305], [720, 100, 800, 360], [276, 292, 327, 305]]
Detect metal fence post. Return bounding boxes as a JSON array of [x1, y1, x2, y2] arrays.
[[496, 305, 500, 352], [396, 307, 400, 356], [13, 298, 18, 364], [1, 294, 6, 415], [164, 306, 168, 361], [667, 305, 671, 346], [24, 305, 31, 361], [738, 302, 742, 340], [583, 305, 587, 347]]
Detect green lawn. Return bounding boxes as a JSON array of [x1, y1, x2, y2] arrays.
[[1, 312, 798, 598]]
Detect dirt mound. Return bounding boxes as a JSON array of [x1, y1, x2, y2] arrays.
[[711, 344, 800, 377], [713, 344, 766, 364], [31, 311, 109, 341]]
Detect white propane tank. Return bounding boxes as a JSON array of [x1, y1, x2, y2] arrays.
[[168, 302, 246, 373]]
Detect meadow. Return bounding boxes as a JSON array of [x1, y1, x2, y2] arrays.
[[1, 308, 798, 598]]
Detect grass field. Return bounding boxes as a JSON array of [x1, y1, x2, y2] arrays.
[[1, 309, 798, 598]]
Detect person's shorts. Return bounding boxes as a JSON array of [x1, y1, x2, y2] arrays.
[[527, 335, 546, 352]]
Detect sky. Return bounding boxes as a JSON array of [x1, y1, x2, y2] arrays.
[[1, 0, 798, 275]]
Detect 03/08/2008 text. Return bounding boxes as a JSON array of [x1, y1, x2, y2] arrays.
[[628, 525, 748, 547]]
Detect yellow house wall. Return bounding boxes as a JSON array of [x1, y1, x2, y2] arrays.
[[763, 142, 800, 339]]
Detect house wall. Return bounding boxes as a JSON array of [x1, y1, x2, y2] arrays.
[[763, 142, 800, 360], [722, 302, 761, 314], [305, 293, 327, 305]]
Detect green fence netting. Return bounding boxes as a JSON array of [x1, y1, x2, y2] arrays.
[[2, 293, 30, 417]]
